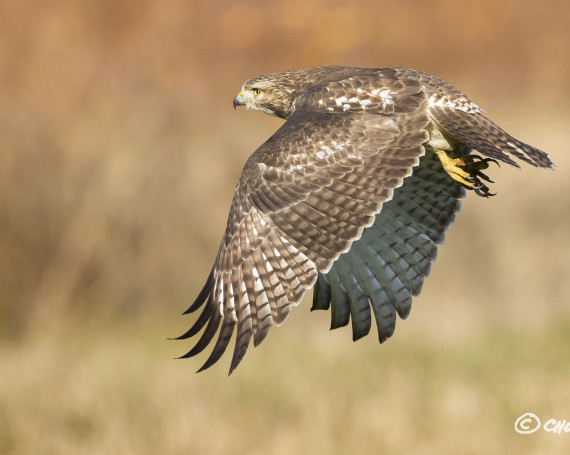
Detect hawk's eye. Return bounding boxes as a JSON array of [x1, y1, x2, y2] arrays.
[[252, 88, 261, 96]]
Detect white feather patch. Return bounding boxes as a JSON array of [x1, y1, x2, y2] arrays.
[[335, 96, 348, 105]]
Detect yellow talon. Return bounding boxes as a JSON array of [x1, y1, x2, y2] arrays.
[[435, 150, 473, 184], [435, 150, 498, 197]]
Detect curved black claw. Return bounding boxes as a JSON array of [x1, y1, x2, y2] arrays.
[[470, 154, 500, 168], [473, 182, 496, 198], [474, 187, 496, 198], [473, 170, 494, 183], [458, 154, 499, 197]]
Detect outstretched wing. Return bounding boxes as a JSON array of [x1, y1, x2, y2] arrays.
[[178, 74, 434, 373], [312, 151, 465, 342]]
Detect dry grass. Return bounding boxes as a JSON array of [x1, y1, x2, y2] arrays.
[[1, 1, 570, 453], [2, 318, 570, 455]]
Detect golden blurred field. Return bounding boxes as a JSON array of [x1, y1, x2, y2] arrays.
[[1, 1, 570, 454]]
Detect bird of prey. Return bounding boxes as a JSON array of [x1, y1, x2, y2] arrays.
[[177, 66, 553, 374]]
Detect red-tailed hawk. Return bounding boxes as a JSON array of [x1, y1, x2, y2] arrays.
[[176, 66, 553, 374]]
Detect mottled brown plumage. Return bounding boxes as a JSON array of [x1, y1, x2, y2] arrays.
[[177, 66, 553, 374]]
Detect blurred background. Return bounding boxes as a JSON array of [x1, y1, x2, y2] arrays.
[[1, 0, 569, 453]]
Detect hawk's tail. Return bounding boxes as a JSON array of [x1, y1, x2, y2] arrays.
[[467, 114, 554, 169], [431, 105, 554, 169]]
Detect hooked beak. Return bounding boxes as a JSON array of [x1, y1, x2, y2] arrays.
[[233, 92, 245, 110]]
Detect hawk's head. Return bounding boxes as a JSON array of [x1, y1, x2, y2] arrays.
[[233, 71, 302, 119], [233, 66, 354, 119]]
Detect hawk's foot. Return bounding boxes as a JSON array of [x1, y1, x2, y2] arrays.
[[435, 151, 498, 198]]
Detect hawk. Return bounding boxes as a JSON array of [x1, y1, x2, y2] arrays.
[[177, 66, 553, 374]]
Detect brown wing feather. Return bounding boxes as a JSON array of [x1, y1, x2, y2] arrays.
[[312, 152, 466, 343]]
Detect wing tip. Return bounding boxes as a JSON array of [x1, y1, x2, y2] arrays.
[[545, 154, 556, 170], [183, 268, 216, 314]]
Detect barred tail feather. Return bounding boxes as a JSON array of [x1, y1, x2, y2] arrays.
[[431, 105, 554, 169]]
